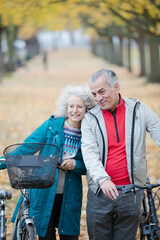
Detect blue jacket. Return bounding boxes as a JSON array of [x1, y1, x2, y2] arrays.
[[4, 116, 86, 237]]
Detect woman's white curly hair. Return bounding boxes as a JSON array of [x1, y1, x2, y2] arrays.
[[55, 85, 96, 118]]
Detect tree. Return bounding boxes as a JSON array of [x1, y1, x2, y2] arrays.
[[104, 0, 160, 82], [0, 0, 67, 74]]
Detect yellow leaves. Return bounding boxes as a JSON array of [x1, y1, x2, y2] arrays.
[[148, 25, 157, 35], [18, 24, 37, 39], [84, 26, 99, 38], [146, 2, 160, 19], [1, 48, 160, 239], [0, 0, 160, 40], [0, 0, 63, 28], [156, 22, 160, 35], [88, 11, 110, 27]]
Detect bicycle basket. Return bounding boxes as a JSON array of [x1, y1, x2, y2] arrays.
[[3, 143, 59, 189]]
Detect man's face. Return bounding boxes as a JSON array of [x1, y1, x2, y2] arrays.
[[90, 75, 120, 112]]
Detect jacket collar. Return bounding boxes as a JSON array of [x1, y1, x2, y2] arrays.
[[88, 97, 140, 114], [49, 115, 65, 132], [123, 97, 140, 114], [87, 104, 101, 115]]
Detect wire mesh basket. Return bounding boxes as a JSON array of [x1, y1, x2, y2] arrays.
[[3, 143, 59, 189]]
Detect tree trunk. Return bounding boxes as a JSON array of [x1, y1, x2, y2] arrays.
[[118, 36, 123, 66], [6, 24, 17, 71], [114, 36, 123, 66], [148, 35, 160, 83], [127, 38, 132, 72], [137, 32, 146, 77], [0, 15, 4, 78], [108, 37, 116, 64], [102, 40, 109, 61], [91, 39, 97, 55], [102, 38, 115, 63], [0, 28, 4, 78]]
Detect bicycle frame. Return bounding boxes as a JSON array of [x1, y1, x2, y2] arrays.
[[0, 189, 12, 240], [117, 178, 160, 240], [1, 142, 60, 239], [1, 198, 6, 240], [140, 188, 160, 240], [16, 189, 36, 240]]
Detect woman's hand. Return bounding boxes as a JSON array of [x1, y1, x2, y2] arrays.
[[60, 159, 76, 171]]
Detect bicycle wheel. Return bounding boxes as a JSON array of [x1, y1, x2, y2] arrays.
[[21, 224, 36, 240], [155, 229, 160, 240], [139, 218, 151, 240], [139, 213, 146, 240]]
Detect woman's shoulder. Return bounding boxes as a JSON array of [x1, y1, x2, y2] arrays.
[[48, 115, 65, 123], [47, 115, 65, 129]]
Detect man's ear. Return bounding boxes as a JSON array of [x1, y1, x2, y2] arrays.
[[114, 83, 120, 93]]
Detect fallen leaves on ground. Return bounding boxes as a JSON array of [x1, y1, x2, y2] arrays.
[[0, 47, 160, 240]]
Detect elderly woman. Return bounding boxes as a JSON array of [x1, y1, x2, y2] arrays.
[[11, 85, 96, 240]]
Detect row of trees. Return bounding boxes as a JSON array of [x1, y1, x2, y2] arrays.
[[0, 0, 160, 83], [0, 0, 67, 77], [73, 0, 160, 83]]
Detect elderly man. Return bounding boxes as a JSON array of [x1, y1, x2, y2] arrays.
[[81, 69, 160, 240]]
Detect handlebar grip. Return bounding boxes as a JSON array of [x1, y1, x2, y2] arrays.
[[0, 158, 6, 170], [0, 189, 12, 199]]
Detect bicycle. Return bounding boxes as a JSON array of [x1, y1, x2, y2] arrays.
[[0, 189, 12, 240], [117, 178, 160, 240], [0, 142, 60, 240]]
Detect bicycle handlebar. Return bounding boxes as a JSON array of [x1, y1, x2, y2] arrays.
[[117, 179, 160, 194], [134, 183, 160, 190], [0, 158, 6, 162]]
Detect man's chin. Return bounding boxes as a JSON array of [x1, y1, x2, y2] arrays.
[[101, 105, 109, 110]]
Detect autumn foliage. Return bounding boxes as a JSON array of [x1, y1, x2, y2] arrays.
[[0, 47, 160, 239]]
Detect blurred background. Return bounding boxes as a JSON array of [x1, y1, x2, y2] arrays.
[[0, 0, 160, 83], [0, 0, 160, 239]]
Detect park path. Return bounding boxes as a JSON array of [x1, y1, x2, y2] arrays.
[[0, 46, 160, 239]]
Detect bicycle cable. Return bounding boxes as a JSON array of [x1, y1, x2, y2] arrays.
[[20, 188, 38, 211], [153, 187, 160, 211]]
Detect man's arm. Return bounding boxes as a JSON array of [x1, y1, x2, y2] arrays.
[[81, 115, 109, 183], [142, 102, 160, 147]]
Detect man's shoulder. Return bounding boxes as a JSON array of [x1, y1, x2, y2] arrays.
[[86, 104, 101, 115], [123, 97, 141, 109], [123, 97, 154, 116], [123, 96, 140, 104]]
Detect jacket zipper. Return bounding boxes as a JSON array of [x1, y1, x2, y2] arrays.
[[112, 109, 120, 143]]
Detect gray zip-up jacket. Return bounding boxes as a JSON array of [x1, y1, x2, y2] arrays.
[[81, 97, 160, 194]]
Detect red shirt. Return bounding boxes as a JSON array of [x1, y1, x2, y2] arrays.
[[102, 95, 131, 186]]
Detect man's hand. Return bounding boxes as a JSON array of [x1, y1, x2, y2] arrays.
[[100, 179, 119, 200]]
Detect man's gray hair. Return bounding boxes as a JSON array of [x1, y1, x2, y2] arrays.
[[89, 69, 119, 89], [55, 85, 96, 117]]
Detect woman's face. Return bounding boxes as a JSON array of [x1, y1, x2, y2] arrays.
[[67, 95, 87, 127]]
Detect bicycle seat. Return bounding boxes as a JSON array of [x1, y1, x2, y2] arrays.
[[0, 189, 12, 199]]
